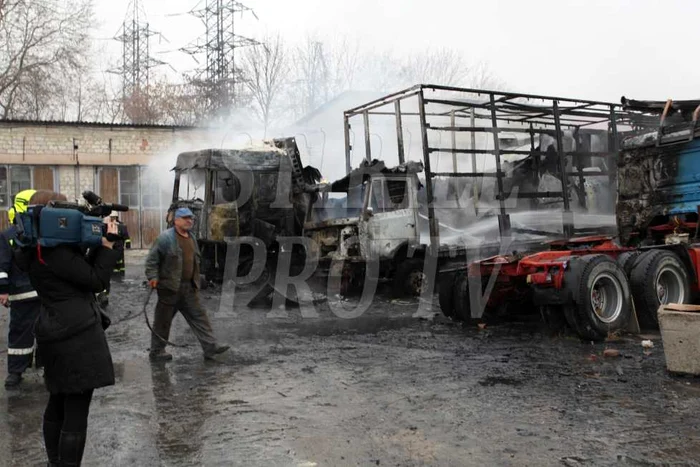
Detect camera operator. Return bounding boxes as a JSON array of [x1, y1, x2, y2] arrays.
[[16, 190, 121, 467], [96, 211, 131, 308]]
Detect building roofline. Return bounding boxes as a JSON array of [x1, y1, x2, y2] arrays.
[[0, 118, 201, 131]]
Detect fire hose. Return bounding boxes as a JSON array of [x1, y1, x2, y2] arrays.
[[140, 287, 190, 348]]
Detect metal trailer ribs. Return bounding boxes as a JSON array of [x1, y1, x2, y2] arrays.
[[342, 84, 626, 252]]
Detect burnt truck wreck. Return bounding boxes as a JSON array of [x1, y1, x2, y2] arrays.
[[436, 93, 700, 340], [617, 97, 700, 246], [168, 138, 321, 282], [304, 159, 429, 296], [303, 85, 619, 299]]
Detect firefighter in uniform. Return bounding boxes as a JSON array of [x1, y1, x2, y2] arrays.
[[96, 211, 130, 308], [110, 211, 131, 277], [0, 189, 40, 388]]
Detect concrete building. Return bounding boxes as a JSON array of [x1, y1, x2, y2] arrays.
[[0, 120, 229, 247]]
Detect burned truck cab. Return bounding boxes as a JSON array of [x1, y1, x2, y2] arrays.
[[617, 98, 700, 246], [169, 138, 312, 281], [304, 160, 426, 295]]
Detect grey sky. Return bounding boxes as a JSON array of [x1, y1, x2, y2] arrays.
[[93, 0, 700, 104]]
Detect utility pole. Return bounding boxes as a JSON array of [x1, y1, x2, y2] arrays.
[[111, 0, 165, 123], [181, 0, 260, 120]]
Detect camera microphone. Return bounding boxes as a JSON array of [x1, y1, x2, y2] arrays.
[[110, 203, 129, 212]]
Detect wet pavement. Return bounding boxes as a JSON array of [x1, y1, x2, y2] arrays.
[[2, 252, 700, 466]]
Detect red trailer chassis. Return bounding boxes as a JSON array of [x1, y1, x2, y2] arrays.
[[444, 234, 700, 340]]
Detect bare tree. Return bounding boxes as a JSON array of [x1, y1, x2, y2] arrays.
[[143, 78, 214, 126], [327, 36, 361, 96], [240, 34, 289, 135], [359, 49, 405, 92], [286, 34, 365, 121], [292, 36, 331, 119], [353, 47, 505, 93], [89, 72, 126, 124], [399, 48, 472, 87], [0, 0, 94, 119], [466, 60, 506, 90]]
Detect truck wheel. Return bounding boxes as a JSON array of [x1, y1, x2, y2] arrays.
[[565, 254, 632, 341], [438, 272, 456, 317], [617, 251, 642, 277], [629, 250, 690, 330], [452, 272, 470, 321], [393, 258, 432, 297]]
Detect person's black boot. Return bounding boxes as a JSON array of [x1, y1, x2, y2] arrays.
[[42, 419, 61, 466], [4, 372, 22, 388], [58, 430, 87, 466]]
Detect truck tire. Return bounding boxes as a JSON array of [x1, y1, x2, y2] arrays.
[[452, 271, 470, 321], [629, 250, 691, 330], [617, 251, 642, 277], [393, 258, 432, 297], [438, 272, 456, 317], [565, 254, 632, 341], [452, 273, 494, 322]]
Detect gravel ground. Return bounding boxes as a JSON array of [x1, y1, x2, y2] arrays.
[[1, 251, 699, 466]]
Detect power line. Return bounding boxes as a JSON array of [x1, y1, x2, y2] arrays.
[[180, 0, 261, 119], [110, 0, 167, 123]]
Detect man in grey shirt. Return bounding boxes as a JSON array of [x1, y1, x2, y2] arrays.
[[145, 207, 229, 362]]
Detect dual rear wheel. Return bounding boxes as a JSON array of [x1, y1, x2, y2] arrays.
[[438, 271, 493, 322], [559, 250, 691, 340], [437, 249, 693, 341], [559, 254, 632, 341], [628, 250, 690, 329]]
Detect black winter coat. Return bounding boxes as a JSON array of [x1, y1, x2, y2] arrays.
[[22, 244, 120, 394], [0, 226, 36, 297]]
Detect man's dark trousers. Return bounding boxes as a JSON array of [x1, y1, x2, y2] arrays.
[[8, 299, 40, 374], [151, 282, 218, 354]]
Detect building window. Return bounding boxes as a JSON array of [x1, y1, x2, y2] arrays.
[[0, 167, 7, 207], [10, 166, 32, 199], [140, 168, 166, 209], [119, 167, 139, 208], [0, 166, 34, 207]]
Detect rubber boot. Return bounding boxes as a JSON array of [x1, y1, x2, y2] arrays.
[[42, 419, 61, 466], [58, 430, 87, 466]]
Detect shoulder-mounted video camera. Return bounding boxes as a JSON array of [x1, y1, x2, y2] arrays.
[[15, 191, 129, 248]]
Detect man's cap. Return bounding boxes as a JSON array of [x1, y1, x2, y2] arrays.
[[109, 211, 119, 218], [174, 207, 194, 219]]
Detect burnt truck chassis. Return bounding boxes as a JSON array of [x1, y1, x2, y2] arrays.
[[438, 95, 700, 340], [339, 84, 660, 339]]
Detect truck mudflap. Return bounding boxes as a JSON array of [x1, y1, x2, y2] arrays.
[[530, 286, 571, 306]]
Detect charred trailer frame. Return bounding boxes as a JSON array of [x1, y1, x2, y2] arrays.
[[343, 84, 625, 246]]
